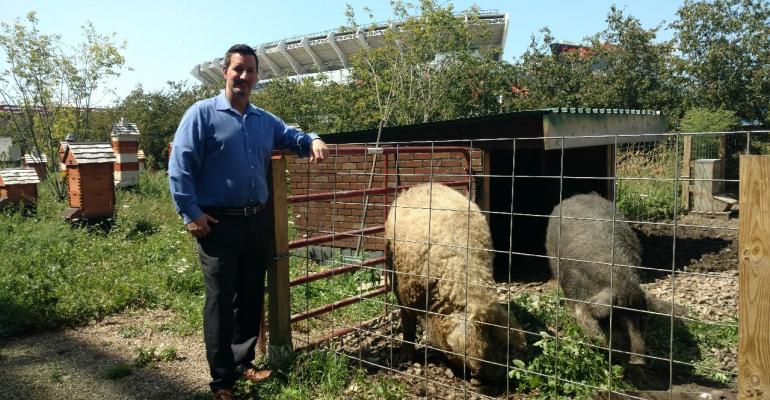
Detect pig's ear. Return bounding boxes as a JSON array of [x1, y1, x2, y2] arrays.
[[586, 288, 615, 319]]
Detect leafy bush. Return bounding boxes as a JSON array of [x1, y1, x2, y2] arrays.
[[679, 108, 738, 133], [510, 292, 632, 398], [513, 329, 629, 398]]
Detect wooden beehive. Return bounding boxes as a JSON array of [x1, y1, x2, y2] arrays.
[[58, 141, 70, 173], [137, 149, 146, 171], [62, 143, 116, 219], [0, 168, 40, 207], [23, 153, 48, 180], [111, 118, 140, 188]]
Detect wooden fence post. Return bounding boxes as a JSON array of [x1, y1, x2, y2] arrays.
[[738, 155, 770, 398], [266, 154, 293, 367]]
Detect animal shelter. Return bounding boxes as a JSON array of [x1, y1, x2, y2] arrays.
[[256, 113, 769, 398], [289, 108, 667, 279]]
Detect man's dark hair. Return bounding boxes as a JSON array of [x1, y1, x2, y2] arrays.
[[223, 44, 258, 70]]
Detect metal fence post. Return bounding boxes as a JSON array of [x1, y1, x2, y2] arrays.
[[682, 135, 692, 210]]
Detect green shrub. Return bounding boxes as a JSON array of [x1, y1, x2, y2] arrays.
[[679, 108, 738, 133], [510, 292, 633, 398]]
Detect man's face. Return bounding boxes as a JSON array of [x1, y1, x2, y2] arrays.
[[223, 53, 258, 98]]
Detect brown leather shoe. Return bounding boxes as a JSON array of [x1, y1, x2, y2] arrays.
[[212, 388, 233, 400], [240, 366, 272, 383]]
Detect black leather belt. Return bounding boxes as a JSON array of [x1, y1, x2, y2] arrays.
[[202, 203, 265, 216]]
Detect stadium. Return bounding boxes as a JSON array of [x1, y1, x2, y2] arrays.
[[189, 9, 509, 85]]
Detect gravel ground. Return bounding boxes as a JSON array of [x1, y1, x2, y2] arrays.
[[0, 309, 211, 400], [0, 215, 740, 399]]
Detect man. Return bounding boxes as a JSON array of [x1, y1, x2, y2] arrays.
[[168, 44, 328, 400]]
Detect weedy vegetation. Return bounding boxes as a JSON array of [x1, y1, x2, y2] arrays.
[[102, 363, 133, 380], [233, 349, 407, 400], [615, 139, 683, 221], [0, 170, 736, 396]]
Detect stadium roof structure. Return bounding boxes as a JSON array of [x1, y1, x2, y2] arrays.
[[190, 9, 509, 85]]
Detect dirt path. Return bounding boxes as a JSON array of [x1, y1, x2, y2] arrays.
[[0, 309, 210, 400]]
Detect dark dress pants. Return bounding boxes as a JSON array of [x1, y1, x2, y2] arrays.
[[196, 211, 269, 392]]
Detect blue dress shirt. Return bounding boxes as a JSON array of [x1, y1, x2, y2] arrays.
[[168, 92, 319, 223]]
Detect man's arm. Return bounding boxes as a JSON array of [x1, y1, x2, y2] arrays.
[[273, 119, 328, 162], [168, 105, 207, 225]]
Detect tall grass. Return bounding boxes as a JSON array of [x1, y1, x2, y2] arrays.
[[235, 349, 407, 399], [615, 139, 683, 221], [0, 171, 202, 337]]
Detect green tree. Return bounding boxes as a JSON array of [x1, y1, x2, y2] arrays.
[[0, 12, 69, 197], [513, 27, 596, 110], [63, 22, 127, 139], [514, 7, 682, 126], [347, 1, 509, 128], [117, 81, 219, 169], [672, 0, 770, 123], [0, 12, 127, 197], [679, 108, 738, 132], [588, 7, 683, 122]]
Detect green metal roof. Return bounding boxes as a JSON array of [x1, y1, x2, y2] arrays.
[[542, 107, 661, 115]]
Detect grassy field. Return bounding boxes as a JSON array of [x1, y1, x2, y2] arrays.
[[0, 171, 203, 338], [0, 171, 387, 339]]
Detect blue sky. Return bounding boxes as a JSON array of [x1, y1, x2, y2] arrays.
[[1, 1, 682, 106]]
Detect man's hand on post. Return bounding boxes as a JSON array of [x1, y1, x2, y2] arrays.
[[309, 139, 329, 164], [186, 213, 219, 237]]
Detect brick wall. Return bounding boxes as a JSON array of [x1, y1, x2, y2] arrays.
[[286, 145, 483, 251]]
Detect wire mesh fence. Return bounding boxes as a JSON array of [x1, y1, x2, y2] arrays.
[[276, 130, 766, 399]]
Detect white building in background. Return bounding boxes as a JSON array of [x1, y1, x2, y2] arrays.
[[189, 10, 509, 86], [0, 137, 21, 165]]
